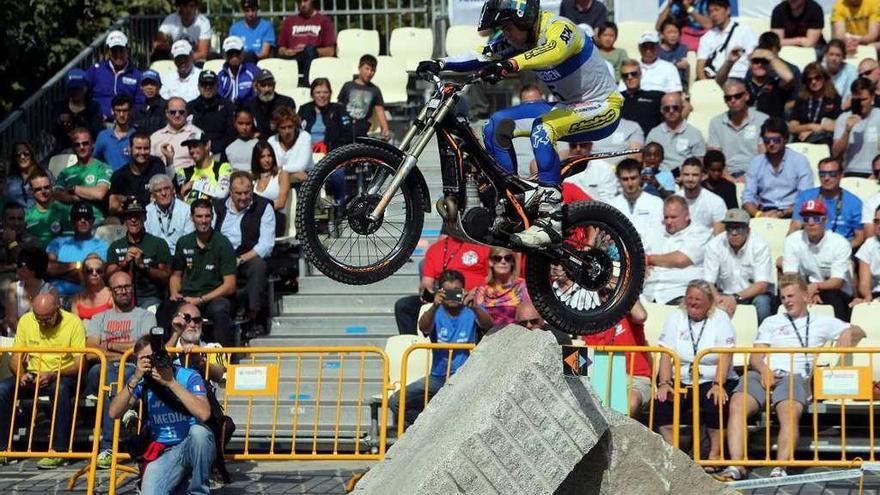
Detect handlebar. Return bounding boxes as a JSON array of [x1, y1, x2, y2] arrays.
[[408, 70, 484, 93]]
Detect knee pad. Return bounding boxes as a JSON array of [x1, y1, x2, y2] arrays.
[[492, 118, 516, 150]]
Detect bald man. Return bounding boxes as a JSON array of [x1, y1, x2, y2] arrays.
[[0, 292, 85, 469], [514, 301, 572, 345]]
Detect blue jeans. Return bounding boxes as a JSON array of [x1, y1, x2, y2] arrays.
[[140, 424, 216, 495], [387, 375, 446, 428], [0, 374, 77, 452], [137, 296, 162, 312], [87, 362, 136, 450], [746, 294, 775, 325]]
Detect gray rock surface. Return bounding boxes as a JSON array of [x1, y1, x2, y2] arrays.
[[355, 325, 736, 495]]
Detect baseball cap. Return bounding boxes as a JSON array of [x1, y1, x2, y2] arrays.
[[106, 30, 128, 48], [122, 197, 146, 215], [199, 70, 218, 85], [171, 39, 193, 58], [639, 31, 660, 45], [255, 68, 275, 83], [66, 69, 88, 90], [241, 0, 259, 8], [70, 201, 95, 221], [223, 36, 244, 53], [141, 69, 161, 85], [182, 131, 210, 147], [721, 208, 750, 225], [800, 199, 828, 216]]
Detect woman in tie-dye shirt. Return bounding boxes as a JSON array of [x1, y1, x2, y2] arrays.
[[473, 248, 529, 327]]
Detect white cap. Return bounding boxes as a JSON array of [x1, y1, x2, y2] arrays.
[[106, 30, 128, 48], [222, 36, 244, 53], [638, 31, 660, 45], [171, 39, 193, 58]]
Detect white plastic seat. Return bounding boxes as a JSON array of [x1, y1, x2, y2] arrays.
[[686, 50, 697, 90], [308, 57, 355, 102], [851, 303, 880, 332], [846, 44, 877, 63], [445, 25, 488, 57], [275, 188, 298, 243], [642, 302, 679, 346], [615, 21, 657, 60], [749, 217, 791, 263], [285, 86, 313, 106], [734, 17, 770, 39], [779, 46, 818, 70], [787, 142, 828, 186], [372, 55, 409, 105], [385, 334, 431, 390], [390, 27, 434, 71], [149, 59, 176, 75], [201, 59, 225, 74], [841, 177, 880, 202], [47, 153, 76, 178], [256, 58, 300, 92], [730, 305, 758, 367], [686, 110, 713, 141], [336, 28, 381, 60], [689, 80, 725, 115]]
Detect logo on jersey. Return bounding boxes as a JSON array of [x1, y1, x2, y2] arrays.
[[461, 250, 479, 266], [559, 26, 573, 45], [523, 41, 557, 60], [531, 124, 551, 147]]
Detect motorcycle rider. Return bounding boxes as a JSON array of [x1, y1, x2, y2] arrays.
[[417, 0, 622, 247]]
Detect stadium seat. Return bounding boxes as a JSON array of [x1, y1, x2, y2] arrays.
[[275, 188, 298, 243], [642, 302, 679, 346], [749, 217, 790, 263], [336, 28, 381, 68], [686, 50, 697, 90], [308, 57, 355, 102], [841, 177, 880, 202], [149, 59, 176, 75], [445, 25, 488, 57], [372, 55, 409, 105], [385, 334, 431, 389], [688, 79, 725, 115], [615, 21, 656, 60], [287, 86, 313, 106], [734, 17, 770, 39], [786, 142, 828, 186], [853, 338, 880, 382], [686, 110, 713, 140], [735, 182, 745, 205], [257, 58, 299, 93], [851, 302, 880, 331], [779, 46, 818, 70], [730, 304, 758, 366], [95, 225, 128, 243], [47, 153, 76, 177], [202, 58, 225, 74], [847, 44, 877, 63], [390, 27, 434, 72]]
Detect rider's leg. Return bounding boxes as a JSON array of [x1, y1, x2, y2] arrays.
[[482, 101, 552, 175]]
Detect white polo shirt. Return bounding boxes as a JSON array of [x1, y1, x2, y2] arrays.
[[609, 191, 664, 240], [658, 308, 737, 385], [676, 188, 726, 231], [782, 230, 853, 294], [642, 223, 712, 304], [563, 159, 619, 203], [697, 20, 758, 79], [638, 58, 683, 93], [159, 67, 202, 103], [591, 118, 645, 162], [268, 131, 313, 174], [855, 236, 880, 294], [755, 311, 848, 377], [703, 231, 774, 294], [159, 13, 213, 45]]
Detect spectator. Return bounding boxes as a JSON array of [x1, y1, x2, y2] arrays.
[[716, 36, 796, 119], [150, 97, 203, 171], [704, 208, 776, 323], [50, 69, 104, 153], [583, 301, 652, 417], [187, 70, 235, 156], [654, 280, 737, 456], [252, 141, 291, 232], [225, 108, 259, 171], [789, 63, 842, 145], [718, 274, 865, 480], [771, 0, 826, 50], [855, 205, 880, 303], [782, 199, 854, 320], [0, 203, 37, 278], [299, 78, 352, 152], [646, 92, 706, 173], [629, 31, 683, 94], [620, 59, 664, 135], [472, 248, 528, 328], [643, 196, 712, 304], [823, 40, 858, 102], [229, 0, 275, 61], [108, 334, 214, 493], [156, 0, 212, 61], [656, 0, 713, 51], [388, 269, 491, 428], [833, 77, 880, 176], [175, 131, 233, 204], [790, 157, 863, 247], [595, 22, 629, 80], [640, 142, 676, 198], [559, 0, 608, 29], [167, 303, 227, 382], [831, 0, 880, 56], [106, 198, 173, 310], [214, 172, 275, 325], [167, 198, 237, 347], [0, 293, 85, 469], [697, 0, 757, 80], [268, 106, 313, 182], [3, 246, 53, 335], [339, 55, 391, 141], [742, 117, 813, 218], [677, 157, 727, 231], [708, 79, 770, 177], [69, 254, 112, 321], [94, 95, 136, 172], [160, 40, 202, 103], [7, 141, 45, 208], [510, 300, 572, 344], [85, 270, 156, 468], [394, 234, 490, 335], [246, 69, 297, 137], [86, 31, 144, 121], [53, 128, 112, 221], [857, 57, 880, 97], [24, 171, 72, 248], [278, 0, 336, 81], [609, 159, 665, 239], [590, 118, 644, 161], [702, 150, 739, 209], [145, 174, 194, 256], [657, 20, 690, 91], [217, 36, 259, 104], [560, 142, 619, 202], [109, 131, 166, 216], [45, 202, 109, 300], [133, 70, 167, 135]]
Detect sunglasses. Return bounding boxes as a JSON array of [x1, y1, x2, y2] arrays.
[[708, 166, 725, 173], [31, 185, 51, 193], [15, 151, 31, 157], [803, 215, 826, 224], [621, 71, 640, 79], [111, 284, 133, 292], [167, 109, 186, 116], [516, 318, 542, 327], [874, 218, 880, 225], [762, 136, 784, 145], [85, 267, 103, 275], [750, 57, 769, 65], [805, 75, 824, 82], [178, 313, 204, 325], [818, 170, 840, 178], [73, 141, 91, 148], [491, 254, 514, 263], [725, 225, 747, 235], [724, 92, 746, 102], [35, 313, 58, 325], [661, 105, 681, 113], [73, 215, 94, 222], [860, 68, 877, 77]]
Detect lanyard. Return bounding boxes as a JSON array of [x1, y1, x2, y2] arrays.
[[815, 191, 844, 234], [807, 97, 824, 123], [785, 312, 811, 376], [441, 238, 462, 272], [688, 317, 707, 358]]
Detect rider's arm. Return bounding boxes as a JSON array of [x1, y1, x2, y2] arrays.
[[509, 18, 582, 72]]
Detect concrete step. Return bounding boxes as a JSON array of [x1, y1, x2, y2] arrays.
[[224, 402, 375, 435], [255, 335, 392, 348], [270, 314, 400, 335], [250, 354, 388, 378], [267, 323, 398, 338], [282, 294, 402, 315], [297, 274, 418, 295]]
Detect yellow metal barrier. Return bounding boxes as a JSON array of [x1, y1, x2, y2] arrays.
[[0, 347, 107, 495], [107, 346, 390, 495], [693, 347, 879, 469]]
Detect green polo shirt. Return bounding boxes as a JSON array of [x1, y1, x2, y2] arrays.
[[172, 230, 236, 297], [54, 159, 112, 219], [107, 232, 172, 299], [25, 202, 73, 248]]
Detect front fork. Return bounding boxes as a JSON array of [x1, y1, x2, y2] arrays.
[[368, 96, 457, 222]]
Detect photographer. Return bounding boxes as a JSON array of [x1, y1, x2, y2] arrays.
[[168, 303, 226, 383], [109, 333, 214, 495]]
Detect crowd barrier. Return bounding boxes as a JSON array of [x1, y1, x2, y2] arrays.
[[693, 347, 880, 469]]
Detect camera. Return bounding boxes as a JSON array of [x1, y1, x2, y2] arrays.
[[149, 326, 172, 370], [445, 288, 464, 303]]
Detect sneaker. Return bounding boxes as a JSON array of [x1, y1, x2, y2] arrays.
[[96, 449, 112, 470], [511, 186, 563, 248], [769, 466, 787, 478], [37, 457, 65, 469], [713, 465, 746, 481]]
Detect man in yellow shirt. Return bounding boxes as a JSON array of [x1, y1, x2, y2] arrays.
[[831, 0, 880, 52], [0, 293, 86, 469]]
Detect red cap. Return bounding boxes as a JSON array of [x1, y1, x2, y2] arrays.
[[800, 199, 828, 216]]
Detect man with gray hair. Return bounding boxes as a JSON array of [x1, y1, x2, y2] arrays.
[[145, 174, 193, 255], [707, 78, 769, 177]]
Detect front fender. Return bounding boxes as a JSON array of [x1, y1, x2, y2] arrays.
[[355, 137, 432, 213]]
